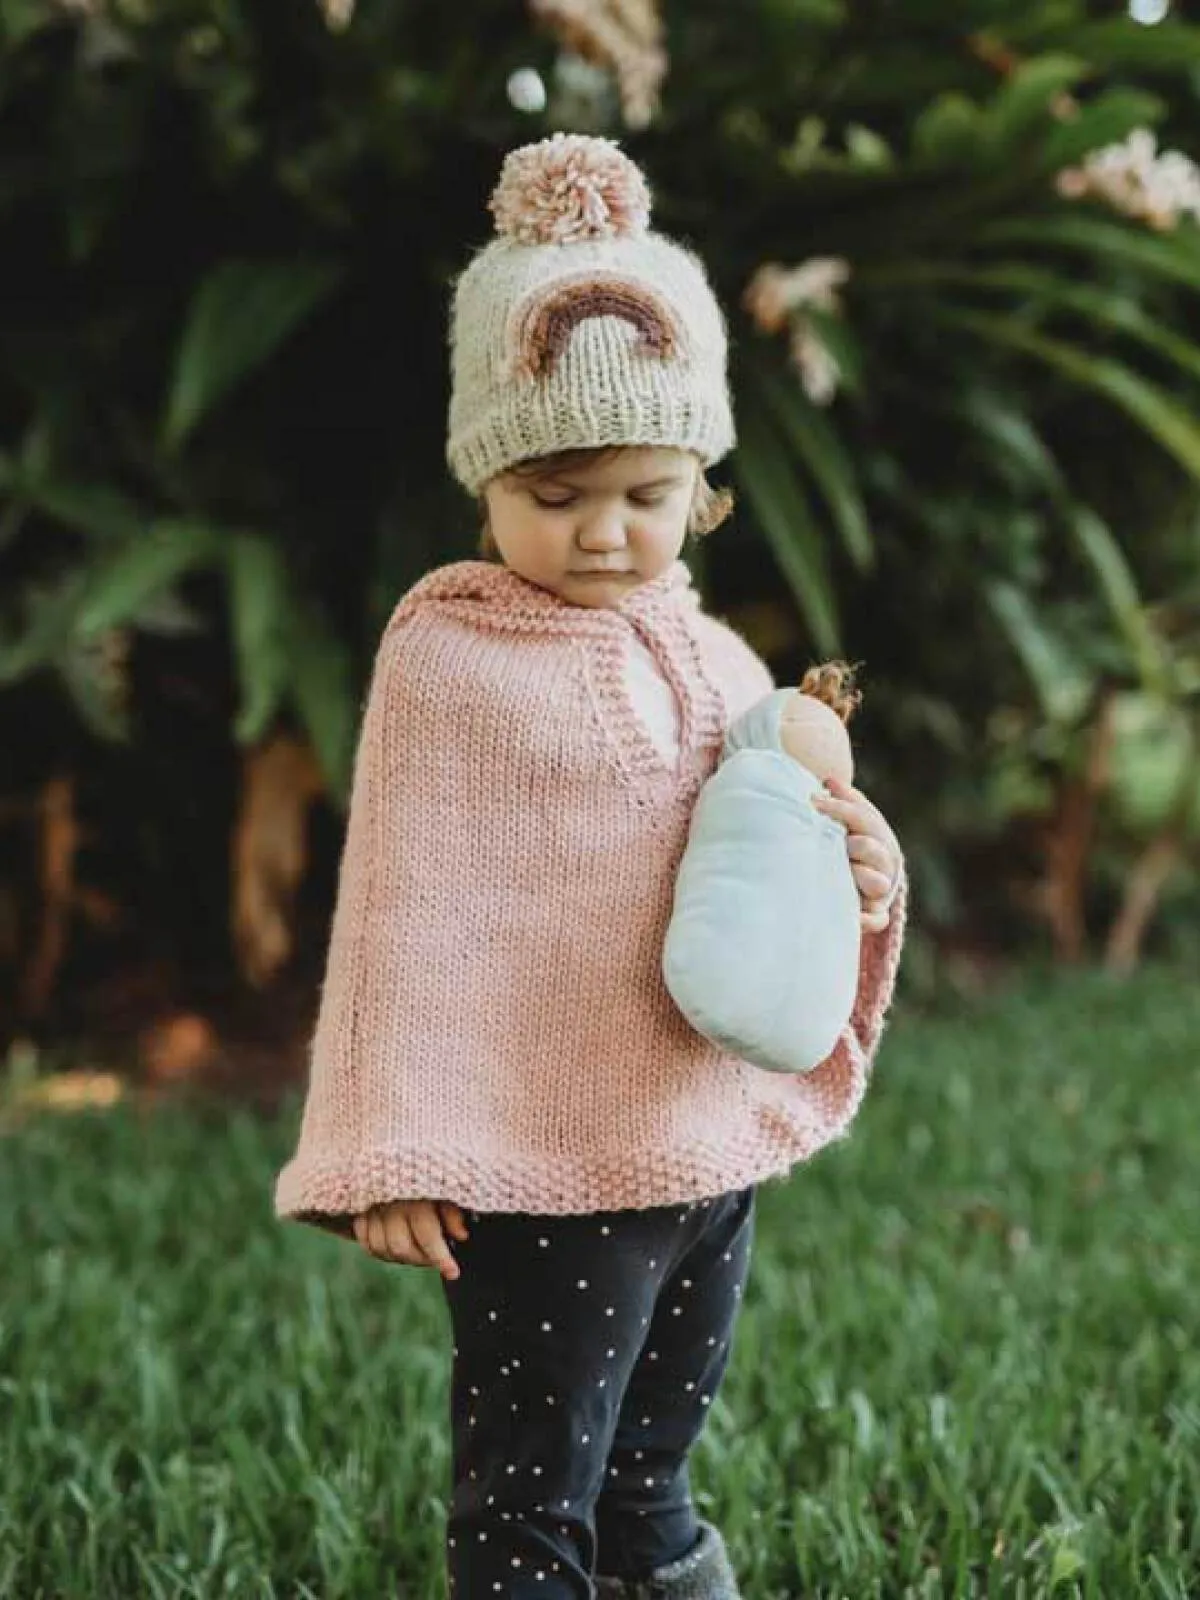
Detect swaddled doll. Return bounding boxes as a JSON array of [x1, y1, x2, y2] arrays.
[[664, 660, 864, 1075]]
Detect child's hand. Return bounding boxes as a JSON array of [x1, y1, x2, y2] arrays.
[[352, 1198, 470, 1281], [810, 776, 902, 933]]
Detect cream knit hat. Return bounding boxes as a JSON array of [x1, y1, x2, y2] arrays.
[[446, 133, 734, 496]]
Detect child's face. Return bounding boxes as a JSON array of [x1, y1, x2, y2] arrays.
[[482, 446, 699, 610]]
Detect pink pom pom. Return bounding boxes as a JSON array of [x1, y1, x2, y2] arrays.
[[489, 133, 651, 246]]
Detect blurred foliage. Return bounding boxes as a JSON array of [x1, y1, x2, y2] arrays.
[[2, 0, 1200, 1030]]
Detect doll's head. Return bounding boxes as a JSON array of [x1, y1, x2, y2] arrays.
[[445, 134, 734, 570], [779, 661, 862, 788], [475, 442, 733, 608]]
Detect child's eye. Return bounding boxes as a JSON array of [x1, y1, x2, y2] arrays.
[[531, 493, 575, 509], [629, 493, 666, 507]]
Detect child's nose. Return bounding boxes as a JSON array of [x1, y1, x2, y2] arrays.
[[578, 504, 628, 550]]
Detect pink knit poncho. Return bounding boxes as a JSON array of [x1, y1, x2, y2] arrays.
[[274, 557, 908, 1236]]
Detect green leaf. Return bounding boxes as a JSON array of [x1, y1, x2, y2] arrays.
[[844, 124, 893, 169], [0, 0, 58, 46], [746, 355, 874, 573], [928, 306, 1200, 483], [912, 93, 987, 164], [985, 580, 1093, 725], [732, 385, 841, 656], [876, 260, 1200, 384], [286, 594, 358, 805], [226, 534, 292, 744], [1021, 271, 1200, 383], [957, 386, 1064, 493], [163, 258, 343, 450], [1038, 88, 1165, 173], [979, 214, 1200, 296], [1066, 506, 1167, 694], [1108, 692, 1200, 837], [1051, 19, 1200, 71], [0, 571, 89, 685], [16, 480, 147, 543], [986, 54, 1090, 150], [76, 520, 221, 638]]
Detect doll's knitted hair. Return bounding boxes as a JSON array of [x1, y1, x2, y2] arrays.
[[798, 660, 864, 724], [446, 133, 734, 495]]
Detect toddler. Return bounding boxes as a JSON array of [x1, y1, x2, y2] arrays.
[[275, 133, 907, 1600]]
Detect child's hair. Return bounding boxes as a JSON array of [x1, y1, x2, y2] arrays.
[[798, 660, 864, 724], [475, 446, 734, 562]]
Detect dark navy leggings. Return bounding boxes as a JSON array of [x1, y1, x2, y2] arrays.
[[439, 1185, 755, 1598]]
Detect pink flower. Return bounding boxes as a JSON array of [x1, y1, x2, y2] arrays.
[[742, 265, 794, 335], [1056, 128, 1200, 231], [744, 257, 850, 404], [743, 257, 849, 333], [531, 0, 667, 130], [789, 324, 841, 406]]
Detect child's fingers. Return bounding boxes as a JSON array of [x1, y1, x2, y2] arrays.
[[353, 1207, 387, 1256], [825, 777, 871, 807], [363, 1206, 392, 1259], [810, 796, 861, 832], [812, 792, 872, 831], [410, 1206, 461, 1281], [815, 785, 898, 856], [355, 1202, 415, 1265], [852, 864, 894, 899], [353, 1200, 468, 1275], [380, 1205, 422, 1265], [847, 833, 893, 872], [439, 1201, 471, 1241]]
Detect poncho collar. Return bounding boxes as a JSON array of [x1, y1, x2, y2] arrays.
[[392, 558, 701, 637]]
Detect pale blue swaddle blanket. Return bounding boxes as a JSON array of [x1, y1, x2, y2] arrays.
[[663, 687, 861, 1074]]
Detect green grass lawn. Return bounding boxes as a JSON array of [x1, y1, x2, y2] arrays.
[[2, 960, 1197, 1598]]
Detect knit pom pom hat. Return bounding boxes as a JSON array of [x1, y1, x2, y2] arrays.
[[446, 133, 735, 496]]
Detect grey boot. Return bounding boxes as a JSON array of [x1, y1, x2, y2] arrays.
[[594, 1520, 741, 1599]]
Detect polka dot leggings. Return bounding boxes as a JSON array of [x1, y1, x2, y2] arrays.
[[440, 1184, 755, 1598]]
